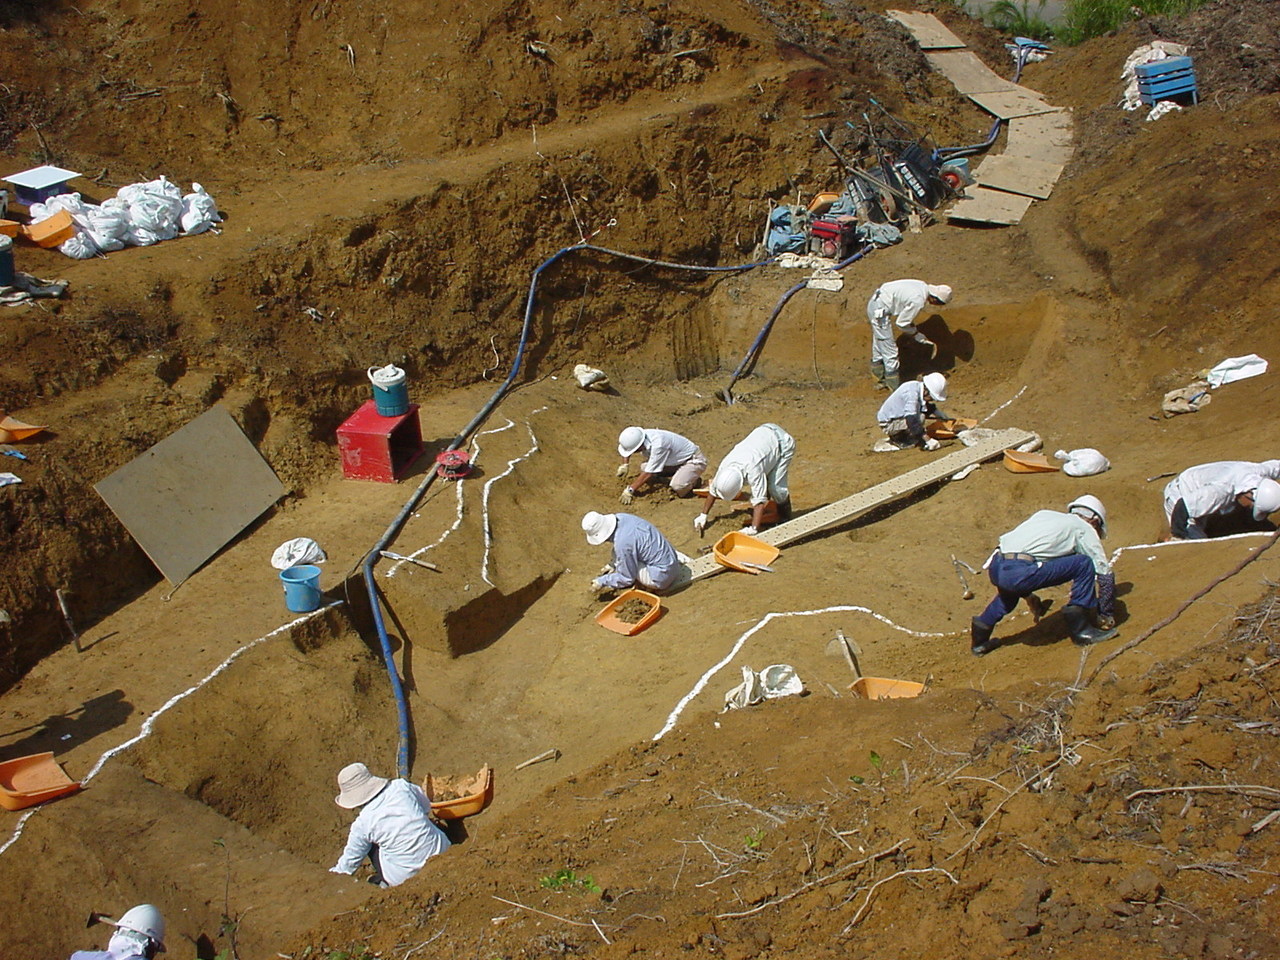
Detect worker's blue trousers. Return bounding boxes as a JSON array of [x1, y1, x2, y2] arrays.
[[976, 553, 1098, 627]]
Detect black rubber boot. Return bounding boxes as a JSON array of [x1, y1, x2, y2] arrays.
[[870, 360, 887, 390], [971, 618, 999, 656], [1063, 604, 1118, 646]]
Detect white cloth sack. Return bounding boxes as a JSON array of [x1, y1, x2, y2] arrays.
[[723, 663, 804, 711], [1055, 448, 1111, 477], [117, 176, 184, 245], [573, 363, 610, 390], [0, 472, 21, 487], [1119, 41, 1188, 111], [271, 537, 327, 569], [180, 182, 221, 234], [806, 270, 843, 291], [1206, 354, 1268, 388]]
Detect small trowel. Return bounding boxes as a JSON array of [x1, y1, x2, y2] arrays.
[[825, 629, 862, 679]]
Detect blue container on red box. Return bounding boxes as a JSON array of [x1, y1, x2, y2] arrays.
[[367, 364, 409, 417]]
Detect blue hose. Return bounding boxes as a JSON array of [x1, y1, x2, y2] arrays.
[[361, 241, 774, 777]]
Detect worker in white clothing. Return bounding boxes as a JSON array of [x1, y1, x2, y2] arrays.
[[331, 762, 451, 888], [971, 495, 1118, 657], [70, 905, 166, 960], [616, 426, 708, 504], [1163, 461, 1280, 540], [866, 279, 952, 389], [695, 423, 795, 536], [583, 511, 683, 594], [874, 372, 952, 452]]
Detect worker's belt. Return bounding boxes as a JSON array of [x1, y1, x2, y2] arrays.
[[999, 552, 1038, 563]]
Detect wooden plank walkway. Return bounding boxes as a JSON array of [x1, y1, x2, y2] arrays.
[[670, 427, 1035, 590]]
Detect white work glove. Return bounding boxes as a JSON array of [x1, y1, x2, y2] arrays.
[[589, 578, 606, 595], [741, 525, 758, 537], [923, 437, 940, 451], [599, 564, 614, 576], [615, 463, 628, 478], [619, 486, 634, 505], [693, 513, 709, 533]]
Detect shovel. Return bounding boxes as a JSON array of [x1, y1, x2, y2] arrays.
[[825, 629, 862, 679]]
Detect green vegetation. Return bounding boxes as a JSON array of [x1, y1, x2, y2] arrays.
[[744, 828, 766, 851], [540, 868, 602, 894], [1058, 0, 1210, 45], [985, 0, 1053, 41]]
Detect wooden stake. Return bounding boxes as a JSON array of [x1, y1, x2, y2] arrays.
[[56, 588, 82, 653]]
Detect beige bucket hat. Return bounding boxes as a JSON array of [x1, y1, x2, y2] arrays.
[[335, 762, 389, 808]]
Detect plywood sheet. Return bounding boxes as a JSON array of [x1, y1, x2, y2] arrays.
[[886, 10, 965, 49], [968, 88, 1058, 120], [926, 50, 1020, 94], [945, 187, 1036, 226], [671, 428, 1035, 589], [95, 406, 286, 584], [1010, 109, 1073, 145], [972, 154, 1064, 199]]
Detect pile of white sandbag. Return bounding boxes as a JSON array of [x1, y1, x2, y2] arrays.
[[28, 176, 221, 259]]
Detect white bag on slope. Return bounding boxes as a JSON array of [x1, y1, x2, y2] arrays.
[[181, 182, 221, 234], [1055, 448, 1111, 477], [118, 176, 183, 245]]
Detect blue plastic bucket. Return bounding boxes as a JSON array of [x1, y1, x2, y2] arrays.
[[368, 365, 409, 417], [279, 564, 322, 613]]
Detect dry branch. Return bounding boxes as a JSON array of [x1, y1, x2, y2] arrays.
[[841, 867, 958, 933], [1125, 783, 1280, 803], [491, 895, 613, 942]]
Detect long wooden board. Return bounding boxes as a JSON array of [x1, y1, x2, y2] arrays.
[[926, 50, 1021, 95], [968, 89, 1058, 120], [945, 186, 1036, 225], [886, 10, 966, 49], [972, 154, 1065, 199], [670, 427, 1035, 589]]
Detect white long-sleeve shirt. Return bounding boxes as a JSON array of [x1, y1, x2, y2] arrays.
[[331, 779, 451, 887], [598, 513, 681, 591], [638, 428, 701, 474], [869, 279, 931, 331], [718, 424, 794, 506], [1163, 460, 1280, 524], [877, 380, 927, 424], [998, 509, 1112, 576]]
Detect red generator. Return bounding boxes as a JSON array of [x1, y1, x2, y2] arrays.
[[336, 400, 425, 482], [809, 215, 860, 260]]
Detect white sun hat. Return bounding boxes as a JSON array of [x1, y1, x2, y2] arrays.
[[582, 511, 618, 545], [335, 762, 389, 809]]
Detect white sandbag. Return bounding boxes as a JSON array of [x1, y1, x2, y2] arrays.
[[118, 176, 183, 245], [29, 194, 100, 259], [758, 664, 804, 699], [180, 182, 221, 234], [271, 537, 328, 569], [1054, 447, 1111, 477], [723, 665, 764, 711]]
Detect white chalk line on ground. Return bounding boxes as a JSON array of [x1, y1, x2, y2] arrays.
[[0, 602, 342, 860], [385, 419, 517, 577], [482, 418, 543, 586], [980, 385, 1027, 425], [653, 605, 949, 741]]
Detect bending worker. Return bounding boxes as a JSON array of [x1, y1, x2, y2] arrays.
[[331, 762, 451, 888], [583, 511, 682, 594], [971, 495, 1118, 657], [616, 426, 707, 504], [696, 423, 795, 535], [71, 905, 166, 960], [875, 372, 951, 452], [866, 278, 952, 389], [1163, 460, 1280, 540]]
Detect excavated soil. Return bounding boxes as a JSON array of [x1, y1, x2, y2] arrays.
[[1, 0, 1279, 957]]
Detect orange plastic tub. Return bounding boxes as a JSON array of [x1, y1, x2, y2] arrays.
[[0, 752, 82, 811], [926, 417, 978, 440], [1003, 449, 1059, 473], [848, 677, 926, 700], [21, 209, 74, 248], [424, 765, 494, 820], [596, 588, 663, 636], [713, 531, 781, 574]]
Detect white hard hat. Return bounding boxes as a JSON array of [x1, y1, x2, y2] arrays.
[[922, 372, 948, 402], [617, 426, 645, 458], [926, 283, 952, 304], [582, 511, 618, 546], [335, 762, 389, 809], [1068, 494, 1108, 537], [111, 904, 166, 952], [709, 466, 744, 502], [1252, 478, 1280, 520]]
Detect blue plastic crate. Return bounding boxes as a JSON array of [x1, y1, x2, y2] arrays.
[[1136, 55, 1198, 106]]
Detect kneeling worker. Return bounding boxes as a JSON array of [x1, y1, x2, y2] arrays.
[[875, 372, 951, 452], [1164, 461, 1280, 540], [71, 905, 166, 960], [971, 495, 1118, 656], [331, 762, 451, 888], [695, 423, 795, 536], [616, 426, 707, 504], [584, 511, 682, 594]]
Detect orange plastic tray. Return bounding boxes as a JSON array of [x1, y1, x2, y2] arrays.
[[21, 209, 74, 248], [596, 588, 663, 636], [1003, 449, 1059, 473], [713, 531, 781, 574], [848, 677, 926, 700], [0, 752, 82, 811], [926, 417, 978, 440], [424, 765, 493, 820]]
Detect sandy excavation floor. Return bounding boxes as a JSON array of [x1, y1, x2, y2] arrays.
[[2, 0, 1280, 957]]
